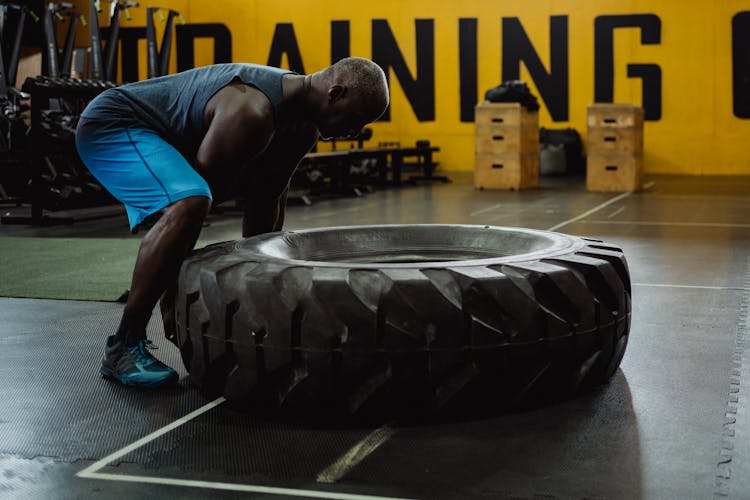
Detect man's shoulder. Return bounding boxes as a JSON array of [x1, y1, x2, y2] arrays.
[[213, 83, 274, 121], [219, 62, 292, 76], [200, 84, 274, 152]]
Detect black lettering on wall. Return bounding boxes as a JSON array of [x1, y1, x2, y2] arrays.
[[594, 14, 661, 121], [331, 21, 350, 63], [372, 19, 435, 122], [733, 12, 750, 118], [175, 24, 232, 72], [104, 24, 231, 82], [267, 23, 305, 73], [627, 64, 661, 120], [502, 16, 569, 121], [459, 18, 478, 122]]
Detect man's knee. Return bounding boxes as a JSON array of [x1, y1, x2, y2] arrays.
[[172, 196, 212, 222]]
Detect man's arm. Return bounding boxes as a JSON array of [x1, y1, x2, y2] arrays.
[[241, 124, 317, 237], [242, 185, 288, 237], [195, 88, 275, 182]]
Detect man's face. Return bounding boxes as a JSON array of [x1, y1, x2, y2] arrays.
[[318, 108, 370, 140], [317, 86, 375, 140]]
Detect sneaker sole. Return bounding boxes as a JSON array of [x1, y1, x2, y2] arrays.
[[100, 366, 178, 389]]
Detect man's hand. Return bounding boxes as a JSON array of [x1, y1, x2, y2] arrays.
[[242, 186, 288, 237]]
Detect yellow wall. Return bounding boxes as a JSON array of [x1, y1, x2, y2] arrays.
[[69, 0, 750, 174]]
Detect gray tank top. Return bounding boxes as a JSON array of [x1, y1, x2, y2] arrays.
[[81, 63, 292, 159]]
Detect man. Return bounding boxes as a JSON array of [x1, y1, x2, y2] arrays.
[[75, 57, 390, 388]]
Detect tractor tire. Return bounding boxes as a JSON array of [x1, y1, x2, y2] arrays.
[[175, 224, 631, 419]]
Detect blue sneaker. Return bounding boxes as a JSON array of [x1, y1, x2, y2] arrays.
[[100, 336, 178, 388]]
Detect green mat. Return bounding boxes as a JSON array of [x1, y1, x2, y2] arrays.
[[0, 236, 220, 302]]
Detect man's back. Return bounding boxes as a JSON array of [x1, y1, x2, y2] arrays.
[[81, 63, 292, 160]]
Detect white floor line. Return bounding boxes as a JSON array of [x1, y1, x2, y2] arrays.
[[317, 425, 396, 484], [547, 190, 634, 232], [607, 206, 626, 219], [470, 203, 506, 217], [578, 220, 750, 228], [81, 472, 414, 500], [77, 397, 226, 478], [633, 283, 750, 291], [304, 210, 354, 220], [77, 398, 411, 500], [644, 194, 750, 202], [304, 206, 365, 219]]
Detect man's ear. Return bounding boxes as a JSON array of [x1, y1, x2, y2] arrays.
[[328, 84, 346, 102]]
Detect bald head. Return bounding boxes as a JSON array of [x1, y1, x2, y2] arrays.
[[309, 57, 389, 138], [322, 57, 389, 118]]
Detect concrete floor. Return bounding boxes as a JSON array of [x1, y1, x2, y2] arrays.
[[1, 172, 749, 499]]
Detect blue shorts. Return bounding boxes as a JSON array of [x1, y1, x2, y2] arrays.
[[75, 118, 212, 232]]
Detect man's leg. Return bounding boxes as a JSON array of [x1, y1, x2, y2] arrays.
[[76, 123, 213, 388], [102, 196, 211, 388], [120, 196, 211, 343]]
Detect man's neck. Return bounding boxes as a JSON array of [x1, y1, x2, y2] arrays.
[[278, 74, 315, 129], [281, 74, 312, 118]]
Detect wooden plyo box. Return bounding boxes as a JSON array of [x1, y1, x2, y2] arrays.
[[587, 126, 643, 155], [475, 125, 538, 154], [587, 103, 644, 129], [587, 104, 644, 155], [474, 153, 539, 190], [474, 102, 539, 190], [586, 154, 643, 192], [475, 101, 539, 128], [586, 103, 644, 192]]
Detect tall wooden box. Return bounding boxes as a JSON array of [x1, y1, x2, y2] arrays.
[[586, 104, 644, 191], [475, 153, 539, 190], [587, 103, 644, 129], [474, 102, 539, 190], [586, 154, 643, 192], [587, 103, 644, 155], [587, 126, 643, 155]]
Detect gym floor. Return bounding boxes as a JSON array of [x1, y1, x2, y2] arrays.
[[2, 172, 749, 499]]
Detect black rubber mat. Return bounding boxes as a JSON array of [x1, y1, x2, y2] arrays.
[[121, 410, 379, 480], [0, 299, 204, 462]]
